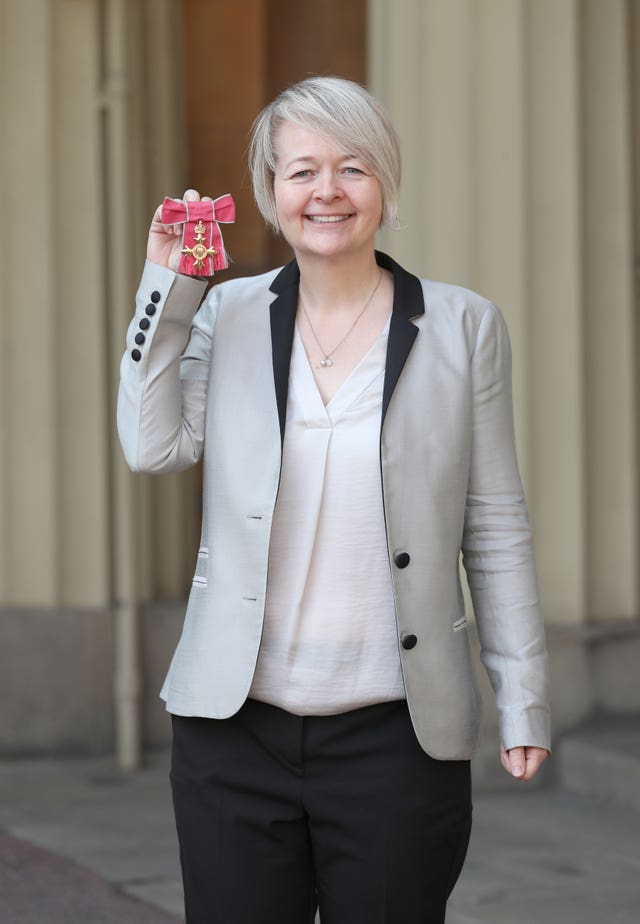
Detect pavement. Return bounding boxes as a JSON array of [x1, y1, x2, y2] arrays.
[[1, 719, 639, 923]]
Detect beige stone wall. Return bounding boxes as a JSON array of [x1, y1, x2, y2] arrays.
[[369, 0, 639, 628], [2, 0, 105, 608]]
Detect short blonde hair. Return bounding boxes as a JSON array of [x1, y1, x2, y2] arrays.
[[249, 76, 401, 232]]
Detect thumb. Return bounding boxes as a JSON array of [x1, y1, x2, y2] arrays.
[[508, 745, 526, 778]]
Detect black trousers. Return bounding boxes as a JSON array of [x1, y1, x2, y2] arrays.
[[170, 699, 472, 924]]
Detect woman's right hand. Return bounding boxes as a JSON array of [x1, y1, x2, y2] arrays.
[[147, 188, 212, 273]]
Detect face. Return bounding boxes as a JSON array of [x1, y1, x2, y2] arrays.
[[272, 121, 383, 262]]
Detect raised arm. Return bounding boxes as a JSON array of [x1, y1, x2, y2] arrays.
[[116, 190, 218, 473]]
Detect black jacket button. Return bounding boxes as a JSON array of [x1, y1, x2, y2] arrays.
[[145, 303, 156, 316], [139, 317, 150, 330], [401, 634, 418, 650], [134, 332, 145, 345], [394, 552, 411, 569], [150, 290, 161, 303], [131, 348, 142, 362]]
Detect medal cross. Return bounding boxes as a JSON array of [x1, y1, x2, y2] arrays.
[[182, 219, 218, 272]]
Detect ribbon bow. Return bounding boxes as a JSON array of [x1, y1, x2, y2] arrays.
[[161, 194, 236, 276]]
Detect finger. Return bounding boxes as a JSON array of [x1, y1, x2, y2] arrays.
[[158, 222, 182, 236], [175, 189, 200, 236], [151, 205, 173, 235], [520, 747, 550, 782], [202, 195, 213, 202], [499, 743, 511, 774], [508, 745, 526, 779]]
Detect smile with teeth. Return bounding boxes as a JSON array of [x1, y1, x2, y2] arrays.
[[306, 214, 352, 223]]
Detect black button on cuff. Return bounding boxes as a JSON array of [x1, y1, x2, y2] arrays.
[[139, 317, 150, 330], [145, 303, 156, 316], [134, 332, 146, 345], [150, 290, 161, 303], [394, 552, 411, 569], [401, 634, 418, 650], [131, 348, 142, 362]]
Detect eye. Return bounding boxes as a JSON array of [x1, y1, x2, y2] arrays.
[[290, 169, 313, 179], [342, 166, 364, 175]]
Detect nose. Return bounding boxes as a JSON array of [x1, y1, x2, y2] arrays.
[[313, 169, 342, 202]]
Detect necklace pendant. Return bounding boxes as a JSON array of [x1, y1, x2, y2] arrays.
[[320, 357, 333, 368]]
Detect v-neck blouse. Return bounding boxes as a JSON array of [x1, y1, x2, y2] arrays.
[[249, 316, 405, 714]]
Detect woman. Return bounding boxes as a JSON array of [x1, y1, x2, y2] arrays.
[[118, 76, 550, 924]]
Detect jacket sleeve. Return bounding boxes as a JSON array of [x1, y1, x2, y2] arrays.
[[117, 260, 217, 474], [461, 302, 551, 753]]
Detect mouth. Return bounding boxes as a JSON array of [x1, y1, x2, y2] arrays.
[[305, 214, 353, 224]]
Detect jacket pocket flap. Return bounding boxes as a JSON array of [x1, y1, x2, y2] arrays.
[[192, 547, 209, 584]]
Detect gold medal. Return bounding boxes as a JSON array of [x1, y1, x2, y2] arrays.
[[182, 219, 217, 272]]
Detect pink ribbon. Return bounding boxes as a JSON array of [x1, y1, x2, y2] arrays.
[[161, 194, 236, 275]]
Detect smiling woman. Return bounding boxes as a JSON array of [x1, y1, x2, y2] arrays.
[[117, 75, 550, 924]]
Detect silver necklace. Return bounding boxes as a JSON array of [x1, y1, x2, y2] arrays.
[[300, 270, 383, 368]]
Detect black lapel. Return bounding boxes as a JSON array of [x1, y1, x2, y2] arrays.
[[375, 251, 425, 425], [268, 251, 425, 442], [269, 259, 300, 444]]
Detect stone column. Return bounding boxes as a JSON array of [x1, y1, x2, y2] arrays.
[[581, 0, 638, 621]]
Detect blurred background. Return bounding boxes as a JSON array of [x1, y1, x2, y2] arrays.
[[1, 0, 639, 784]]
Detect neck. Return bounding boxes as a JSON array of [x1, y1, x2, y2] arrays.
[[296, 249, 380, 317]]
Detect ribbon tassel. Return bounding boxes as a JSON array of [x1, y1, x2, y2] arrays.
[[160, 194, 236, 276]]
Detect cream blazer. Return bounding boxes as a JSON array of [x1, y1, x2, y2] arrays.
[[117, 251, 551, 760]]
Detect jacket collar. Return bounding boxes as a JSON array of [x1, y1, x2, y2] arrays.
[[269, 251, 425, 441]]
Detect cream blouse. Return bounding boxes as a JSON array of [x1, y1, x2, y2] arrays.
[[249, 316, 406, 714]]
